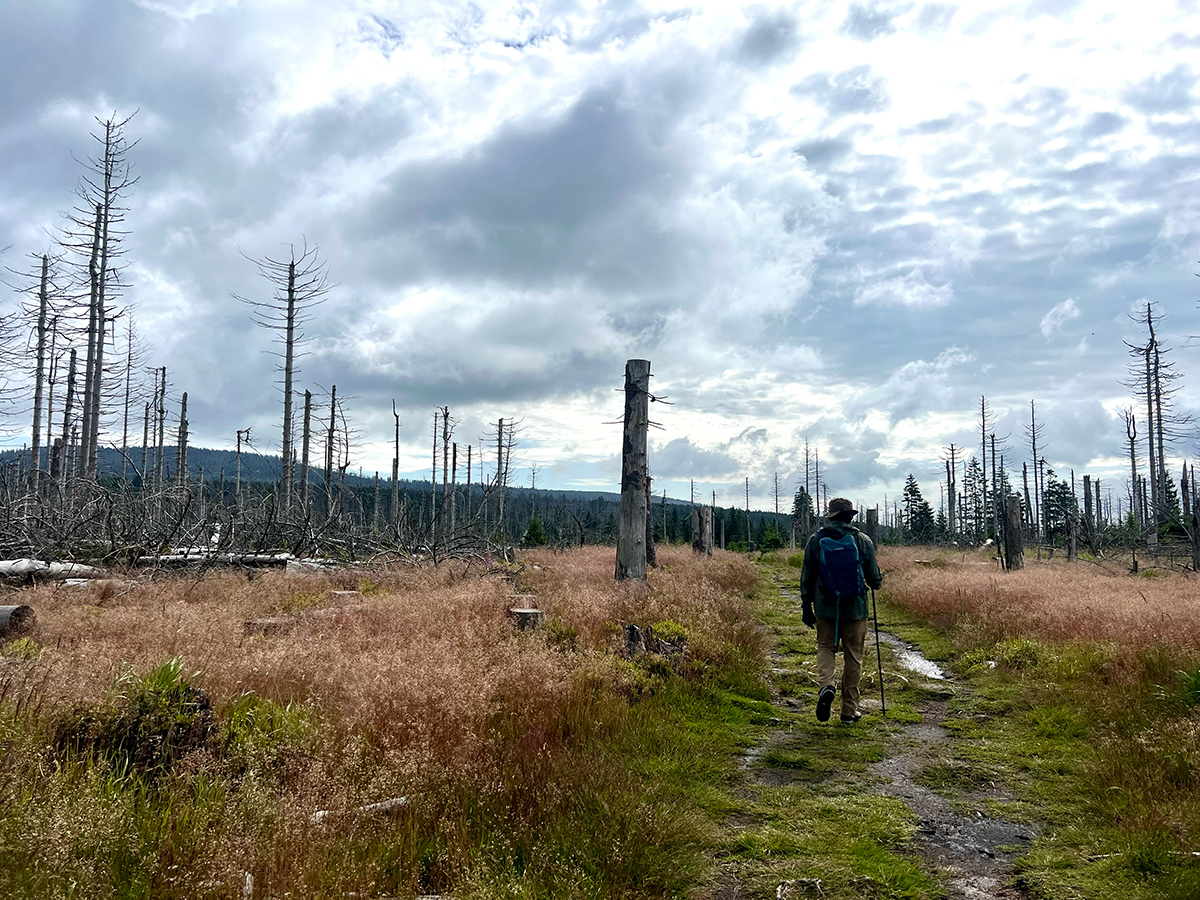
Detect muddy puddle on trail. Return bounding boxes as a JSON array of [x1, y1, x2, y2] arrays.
[[867, 630, 1036, 899], [733, 582, 1038, 900]]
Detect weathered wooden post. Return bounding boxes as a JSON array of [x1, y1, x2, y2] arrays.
[[616, 359, 650, 581], [1004, 496, 1024, 570]]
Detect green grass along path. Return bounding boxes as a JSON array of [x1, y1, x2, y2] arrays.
[[705, 556, 1200, 900]]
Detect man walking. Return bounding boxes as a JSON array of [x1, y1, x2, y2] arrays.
[[800, 498, 883, 724]]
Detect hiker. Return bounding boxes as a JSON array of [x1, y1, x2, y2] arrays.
[[799, 497, 883, 724]]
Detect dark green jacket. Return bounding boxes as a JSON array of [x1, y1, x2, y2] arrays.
[[799, 523, 883, 621]]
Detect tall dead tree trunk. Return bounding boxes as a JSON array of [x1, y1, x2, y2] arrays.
[[155, 367, 167, 490], [29, 255, 49, 495], [496, 418, 507, 540], [325, 386, 337, 518], [140, 402, 150, 487], [1083, 474, 1095, 552], [1143, 332, 1158, 524], [430, 410, 439, 540], [391, 401, 400, 528], [236, 243, 329, 515], [176, 392, 188, 489], [865, 507, 879, 543], [1125, 409, 1139, 530], [691, 506, 714, 556], [58, 349, 78, 485], [645, 473, 656, 567], [299, 389, 312, 513], [373, 472, 380, 531], [1004, 497, 1024, 570], [280, 260, 296, 512], [615, 359, 650, 581], [80, 204, 102, 477]]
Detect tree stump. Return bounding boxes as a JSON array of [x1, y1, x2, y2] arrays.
[[509, 609, 545, 631], [1004, 497, 1024, 570]]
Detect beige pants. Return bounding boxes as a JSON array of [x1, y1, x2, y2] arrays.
[[816, 616, 868, 718]]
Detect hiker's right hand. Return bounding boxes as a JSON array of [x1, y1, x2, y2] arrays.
[[802, 604, 816, 629]]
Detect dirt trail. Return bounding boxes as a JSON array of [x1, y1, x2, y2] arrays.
[[864, 663, 1036, 900], [733, 581, 1037, 899]]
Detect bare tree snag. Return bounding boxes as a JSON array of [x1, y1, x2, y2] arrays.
[[60, 349, 78, 486], [300, 389, 312, 513], [155, 366, 167, 489], [645, 471, 656, 567], [615, 359, 650, 582], [80, 204, 102, 475], [691, 506, 714, 556], [391, 401, 400, 528], [325, 385, 337, 518], [1004, 496, 1024, 570], [176, 392, 188, 488], [29, 255, 49, 494], [450, 442, 458, 532], [140, 402, 150, 487], [236, 242, 329, 514]]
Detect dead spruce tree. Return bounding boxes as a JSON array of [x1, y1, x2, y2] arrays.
[[58, 112, 137, 479], [235, 241, 330, 514]]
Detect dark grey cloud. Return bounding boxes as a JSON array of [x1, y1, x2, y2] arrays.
[[353, 82, 692, 294], [652, 437, 739, 479], [1123, 65, 1197, 114], [736, 9, 800, 66], [795, 135, 856, 169], [840, 2, 900, 41]]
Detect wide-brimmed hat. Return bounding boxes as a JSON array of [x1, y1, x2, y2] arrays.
[[827, 497, 856, 517]]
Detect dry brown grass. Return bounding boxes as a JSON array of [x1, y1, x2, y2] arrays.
[[0, 546, 763, 899], [879, 545, 1200, 669]]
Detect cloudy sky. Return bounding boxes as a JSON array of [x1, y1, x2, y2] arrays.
[[2, 0, 1199, 512]]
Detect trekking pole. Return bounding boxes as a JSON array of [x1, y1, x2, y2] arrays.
[[871, 587, 886, 716]]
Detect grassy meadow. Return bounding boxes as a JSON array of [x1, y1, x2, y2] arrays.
[[0, 547, 771, 899], [2, 542, 1199, 899], [877, 545, 1200, 900]]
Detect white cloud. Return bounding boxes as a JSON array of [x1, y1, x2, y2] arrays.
[[853, 268, 954, 308], [1040, 298, 1081, 338]]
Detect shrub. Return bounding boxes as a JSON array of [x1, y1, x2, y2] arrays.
[[52, 656, 214, 778], [786, 552, 804, 569], [1177, 669, 1200, 708], [995, 638, 1042, 672]]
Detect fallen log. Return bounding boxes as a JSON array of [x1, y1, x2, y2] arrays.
[[0, 605, 37, 638], [0, 559, 105, 581], [137, 553, 295, 568]]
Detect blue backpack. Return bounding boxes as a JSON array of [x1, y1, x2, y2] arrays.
[[818, 531, 866, 608]]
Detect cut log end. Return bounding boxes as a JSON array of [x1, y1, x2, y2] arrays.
[[0, 605, 36, 638]]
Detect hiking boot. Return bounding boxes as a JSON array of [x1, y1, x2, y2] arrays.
[[840, 712, 863, 725], [816, 685, 835, 722]]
